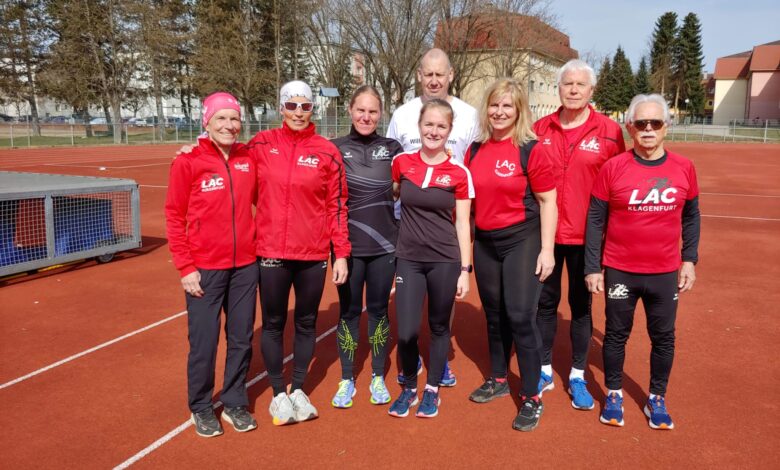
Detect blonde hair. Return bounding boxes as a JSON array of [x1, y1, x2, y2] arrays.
[[418, 99, 454, 128], [477, 78, 536, 145]]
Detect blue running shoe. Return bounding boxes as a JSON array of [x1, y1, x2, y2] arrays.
[[644, 396, 674, 430], [599, 392, 624, 427], [439, 360, 457, 387], [369, 374, 391, 405], [415, 388, 441, 418], [538, 371, 554, 396], [331, 379, 356, 408], [568, 378, 595, 410], [388, 388, 418, 418], [397, 356, 423, 385]]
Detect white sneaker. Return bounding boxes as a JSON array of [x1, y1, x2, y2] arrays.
[[289, 389, 318, 422], [269, 392, 296, 426]]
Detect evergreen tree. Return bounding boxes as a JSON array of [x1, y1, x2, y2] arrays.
[[674, 12, 705, 116], [649, 12, 678, 99], [593, 57, 614, 113], [635, 56, 652, 94], [611, 46, 634, 112]]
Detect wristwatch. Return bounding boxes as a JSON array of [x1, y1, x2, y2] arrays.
[[461, 265, 473, 273]]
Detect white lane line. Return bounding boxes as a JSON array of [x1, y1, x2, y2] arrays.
[[113, 324, 340, 470], [140, 184, 167, 188], [702, 214, 780, 221], [42, 162, 171, 169], [0, 310, 188, 390], [702, 192, 780, 198]]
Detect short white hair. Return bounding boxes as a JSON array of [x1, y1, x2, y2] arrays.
[[626, 94, 671, 124], [556, 59, 597, 87]]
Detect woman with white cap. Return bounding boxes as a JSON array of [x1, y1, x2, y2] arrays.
[[165, 92, 259, 437], [248, 80, 351, 425]]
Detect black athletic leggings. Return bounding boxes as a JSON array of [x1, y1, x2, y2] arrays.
[[336, 253, 395, 379], [537, 243, 593, 369], [474, 221, 543, 398], [186, 263, 258, 413], [258, 258, 327, 395], [394, 258, 460, 389], [603, 267, 678, 396]]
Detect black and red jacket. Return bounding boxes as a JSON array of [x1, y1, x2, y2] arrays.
[[165, 137, 257, 277], [534, 105, 625, 244], [248, 122, 351, 260]]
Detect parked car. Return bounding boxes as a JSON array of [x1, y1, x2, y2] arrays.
[[48, 116, 70, 124], [0, 114, 15, 122], [89, 117, 108, 125]]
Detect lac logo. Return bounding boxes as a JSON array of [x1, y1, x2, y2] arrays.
[[434, 174, 452, 186], [494, 160, 516, 178], [372, 146, 391, 160], [297, 155, 319, 168], [579, 136, 600, 153], [628, 177, 678, 212], [201, 174, 225, 192]]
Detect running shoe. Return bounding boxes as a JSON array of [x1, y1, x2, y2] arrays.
[[512, 396, 543, 432], [568, 378, 595, 410], [439, 360, 457, 387], [388, 388, 418, 418], [468, 377, 510, 403], [331, 379, 356, 409], [644, 396, 674, 430], [369, 374, 391, 405], [191, 408, 223, 437], [221, 406, 257, 432], [538, 371, 554, 396], [415, 388, 441, 418], [599, 392, 625, 427], [269, 392, 296, 426], [397, 355, 423, 385], [289, 389, 318, 422]]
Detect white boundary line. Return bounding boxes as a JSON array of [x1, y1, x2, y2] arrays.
[[113, 324, 339, 470], [701, 192, 780, 198], [43, 162, 171, 169], [0, 310, 188, 390], [702, 214, 780, 221], [140, 184, 167, 188]]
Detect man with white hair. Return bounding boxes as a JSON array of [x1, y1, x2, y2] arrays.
[[584, 94, 700, 429], [387, 48, 478, 388], [533, 59, 626, 410]]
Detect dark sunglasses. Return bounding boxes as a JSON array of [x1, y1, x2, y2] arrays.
[[633, 119, 665, 130], [283, 101, 314, 112]]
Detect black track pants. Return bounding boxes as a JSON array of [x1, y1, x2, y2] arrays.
[[186, 263, 258, 413], [258, 258, 327, 395], [394, 259, 460, 389], [336, 253, 395, 379], [602, 268, 678, 396], [537, 243, 593, 368], [474, 222, 543, 398]]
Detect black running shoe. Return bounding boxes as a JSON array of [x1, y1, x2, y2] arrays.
[[469, 378, 510, 403], [512, 396, 543, 432], [191, 408, 223, 437], [222, 406, 258, 432]]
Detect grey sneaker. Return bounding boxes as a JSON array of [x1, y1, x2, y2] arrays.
[[191, 408, 223, 437], [289, 389, 318, 422], [222, 406, 258, 432], [269, 392, 296, 426]]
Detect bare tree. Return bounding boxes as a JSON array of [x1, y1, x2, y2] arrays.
[[335, 0, 436, 114]]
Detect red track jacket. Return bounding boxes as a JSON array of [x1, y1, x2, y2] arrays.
[[248, 122, 350, 260], [534, 106, 625, 244], [165, 137, 257, 277]]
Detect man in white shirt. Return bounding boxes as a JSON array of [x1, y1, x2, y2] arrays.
[[388, 48, 478, 388], [387, 48, 478, 163]]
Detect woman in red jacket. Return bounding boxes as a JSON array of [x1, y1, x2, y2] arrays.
[[165, 92, 258, 438], [464, 78, 557, 431], [248, 81, 350, 426]]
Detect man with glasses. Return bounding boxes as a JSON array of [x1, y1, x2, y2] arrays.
[[387, 48, 479, 388], [533, 59, 625, 410], [584, 93, 700, 430]]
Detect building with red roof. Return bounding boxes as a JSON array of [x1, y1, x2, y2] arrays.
[[713, 40, 780, 124]]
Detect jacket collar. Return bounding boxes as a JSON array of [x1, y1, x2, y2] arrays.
[[549, 104, 598, 131], [348, 125, 379, 144], [198, 134, 237, 161], [281, 121, 316, 142]]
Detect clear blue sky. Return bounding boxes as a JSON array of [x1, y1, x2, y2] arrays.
[[550, 0, 780, 72]]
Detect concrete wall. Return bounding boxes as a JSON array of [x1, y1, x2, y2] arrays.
[[747, 72, 780, 120], [713, 79, 747, 125]]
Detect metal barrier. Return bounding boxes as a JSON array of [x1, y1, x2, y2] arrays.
[[0, 172, 141, 276]]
